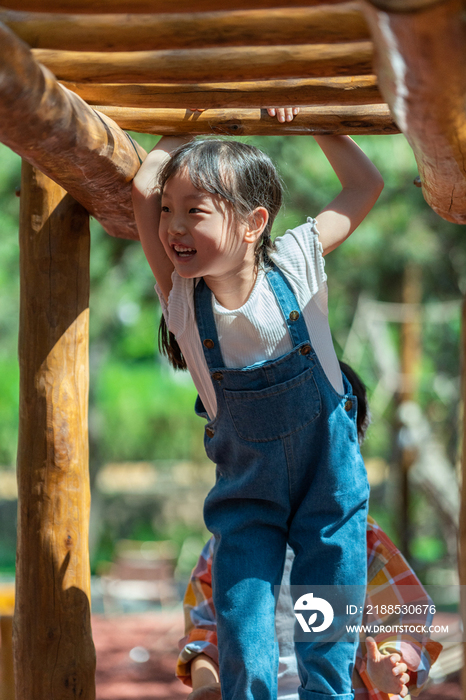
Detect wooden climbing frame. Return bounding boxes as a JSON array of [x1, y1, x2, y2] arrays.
[[0, 1, 464, 698]]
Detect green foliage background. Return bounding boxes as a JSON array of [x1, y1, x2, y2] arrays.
[[0, 132, 464, 575]]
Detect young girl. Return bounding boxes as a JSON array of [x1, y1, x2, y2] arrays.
[[132, 112, 384, 700], [178, 517, 443, 700], [176, 517, 442, 700]]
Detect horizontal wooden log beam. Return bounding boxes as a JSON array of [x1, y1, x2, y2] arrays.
[[0, 0, 348, 14], [62, 76, 383, 109], [362, 0, 466, 223], [94, 104, 399, 136], [1, 4, 369, 51], [33, 42, 373, 83], [0, 22, 145, 239]]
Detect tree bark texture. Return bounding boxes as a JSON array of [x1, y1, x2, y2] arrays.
[[362, 0, 466, 224], [32, 42, 373, 83], [0, 0, 348, 14], [0, 22, 145, 240], [0, 4, 369, 51], [62, 76, 383, 109], [94, 104, 398, 135], [15, 162, 95, 700]]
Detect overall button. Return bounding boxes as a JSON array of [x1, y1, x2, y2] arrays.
[[300, 344, 311, 356], [212, 372, 223, 381], [289, 310, 300, 321], [203, 338, 215, 349], [206, 427, 215, 438], [344, 399, 353, 412]]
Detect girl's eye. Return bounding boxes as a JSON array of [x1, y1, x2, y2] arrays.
[[189, 207, 202, 214], [161, 205, 170, 213]]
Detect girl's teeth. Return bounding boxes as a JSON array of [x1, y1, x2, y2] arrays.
[[174, 245, 196, 257]]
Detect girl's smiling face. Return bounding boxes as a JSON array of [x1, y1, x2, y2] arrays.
[[159, 168, 252, 282]]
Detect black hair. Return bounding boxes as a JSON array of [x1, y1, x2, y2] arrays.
[[338, 361, 370, 444], [158, 139, 284, 370]]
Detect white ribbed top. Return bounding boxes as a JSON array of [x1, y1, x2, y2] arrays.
[[156, 218, 344, 420]]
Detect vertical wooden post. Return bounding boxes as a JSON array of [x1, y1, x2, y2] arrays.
[[14, 162, 95, 699], [460, 297, 466, 699], [0, 617, 15, 700]]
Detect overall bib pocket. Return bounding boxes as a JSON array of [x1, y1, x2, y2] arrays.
[[224, 368, 321, 442]]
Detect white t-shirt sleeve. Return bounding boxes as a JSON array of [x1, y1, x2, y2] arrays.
[[272, 217, 328, 316], [154, 271, 197, 337], [154, 282, 169, 321]]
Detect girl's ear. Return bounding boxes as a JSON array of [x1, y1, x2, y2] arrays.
[[244, 207, 269, 244]]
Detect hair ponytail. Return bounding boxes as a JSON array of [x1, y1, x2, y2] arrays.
[[338, 361, 370, 443], [158, 315, 187, 370]]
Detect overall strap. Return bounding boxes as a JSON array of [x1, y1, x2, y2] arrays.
[[266, 264, 310, 347], [194, 278, 225, 369]]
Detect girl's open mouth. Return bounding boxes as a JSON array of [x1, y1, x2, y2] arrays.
[[172, 244, 197, 259]]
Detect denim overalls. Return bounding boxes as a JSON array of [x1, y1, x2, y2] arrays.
[[194, 263, 369, 700]]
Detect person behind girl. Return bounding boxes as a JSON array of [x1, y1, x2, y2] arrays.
[[178, 520, 443, 700], [132, 109, 384, 700], [176, 362, 442, 700]]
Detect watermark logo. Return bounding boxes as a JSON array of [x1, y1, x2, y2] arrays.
[[294, 593, 334, 633]]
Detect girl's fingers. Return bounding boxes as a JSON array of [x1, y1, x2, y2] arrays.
[[390, 654, 401, 665], [266, 107, 299, 122], [393, 662, 408, 675], [365, 637, 379, 661]]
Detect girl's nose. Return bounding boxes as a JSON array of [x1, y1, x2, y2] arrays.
[[167, 216, 187, 236]]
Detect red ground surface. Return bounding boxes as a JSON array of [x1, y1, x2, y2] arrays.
[[93, 612, 462, 700], [422, 678, 462, 699], [93, 611, 190, 700]]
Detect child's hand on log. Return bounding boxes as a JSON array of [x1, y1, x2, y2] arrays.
[[267, 107, 300, 122], [187, 107, 299, 123]]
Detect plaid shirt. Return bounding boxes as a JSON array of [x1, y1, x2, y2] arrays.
[[177, 516, 442, 699]]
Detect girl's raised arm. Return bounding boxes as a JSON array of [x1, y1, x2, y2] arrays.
[[132, 135, 192, 301], [312, 135, 384, 255]]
